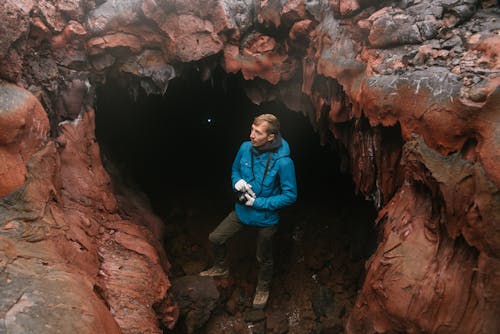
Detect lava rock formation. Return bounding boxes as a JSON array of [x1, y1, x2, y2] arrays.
[[0, 0, 499, 333]]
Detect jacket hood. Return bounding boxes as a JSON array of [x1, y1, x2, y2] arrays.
[[275, 137, 290, 158], [251, 136, 290, 159], [254, 134, 282, 153]]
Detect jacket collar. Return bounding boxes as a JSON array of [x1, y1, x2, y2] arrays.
[[252, 134, 282, 155]]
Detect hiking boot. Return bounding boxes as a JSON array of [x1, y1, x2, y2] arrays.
[[252, 288, 269, 309], [199, 266, 229, 278]]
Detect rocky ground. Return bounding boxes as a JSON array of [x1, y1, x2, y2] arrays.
[[157, 183, 376, 333]]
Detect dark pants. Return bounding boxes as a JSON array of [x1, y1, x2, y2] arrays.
[[208, 211, 277, 290]]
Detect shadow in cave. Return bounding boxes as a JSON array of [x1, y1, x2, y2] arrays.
[[95, 68, 377, 333]]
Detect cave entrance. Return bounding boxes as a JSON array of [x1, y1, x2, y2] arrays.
[[95, 67, 377, 333]]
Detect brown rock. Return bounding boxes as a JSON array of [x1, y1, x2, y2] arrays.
[[366, 7, 421, 48], [331, 0, 361, 17], [282, 0, 307, 25], [55, 0, 84, 21], [85, 0, 142, 34], [289, 19, 314, 43], [0, 0, 33, 57], [30, 17, 52, 41], [171, 275, 220, 334], [258, 0, 283, 28], [0, 50, 23, 83], [38, 0, 66, 32]]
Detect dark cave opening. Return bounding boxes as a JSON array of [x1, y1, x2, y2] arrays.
[[95, 67, 378, 333]]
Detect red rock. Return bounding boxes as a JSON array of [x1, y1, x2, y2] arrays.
[[348, 136, 499, 333], [331, 0, 361, 17], [258, 0, 283, 28], [30, 17, 51, 39], [0, 83, 49, 198], [160, 14, 223, 62], [282, 0, 307, 24], [55, 0, 84, 21], [0, 50, 23, 83], [87, 33, 143, 55], [51, 20, 87, 49], [0, 0, 33, 56], [0, 109, 177, 333], [340, 0, 360, 16], [473, 35, 500, 69], [289, 19, 314, 42], [473, 86, 500, 189], [114, 230, 160, 264], [366, 7, 421, 48], [223, 33, 296, 85], [38, 0, 66, 32]]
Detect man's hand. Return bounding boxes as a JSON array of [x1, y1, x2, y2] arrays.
[[244, 193, 255, 206], [235, 179, 256, 198]]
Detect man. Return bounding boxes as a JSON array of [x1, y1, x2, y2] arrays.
[[200, 113, 297, 309]]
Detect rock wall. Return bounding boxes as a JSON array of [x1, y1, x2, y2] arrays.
[[1, 0, 499, 333], [0, 84, 177, 333]]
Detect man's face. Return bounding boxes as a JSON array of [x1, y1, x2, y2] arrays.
[[250, 122, 275, 147]]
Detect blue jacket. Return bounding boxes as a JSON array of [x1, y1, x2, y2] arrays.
[[232, 139, 297, 226]]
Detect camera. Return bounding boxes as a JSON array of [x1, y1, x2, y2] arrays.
[[236, 191, 248, 204], [236, 190, 255, 204]]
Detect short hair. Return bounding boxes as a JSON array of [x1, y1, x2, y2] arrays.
[[253, 114, 280, 135]]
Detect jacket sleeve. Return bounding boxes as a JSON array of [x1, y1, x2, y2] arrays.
[[253, 157, 297, 210], [231, 143, 245, 189]]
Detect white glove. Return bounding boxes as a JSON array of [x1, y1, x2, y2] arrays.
[[244, 193, 255, 206], [234, 179, 249, 191], [234, 179, 256, 198]]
